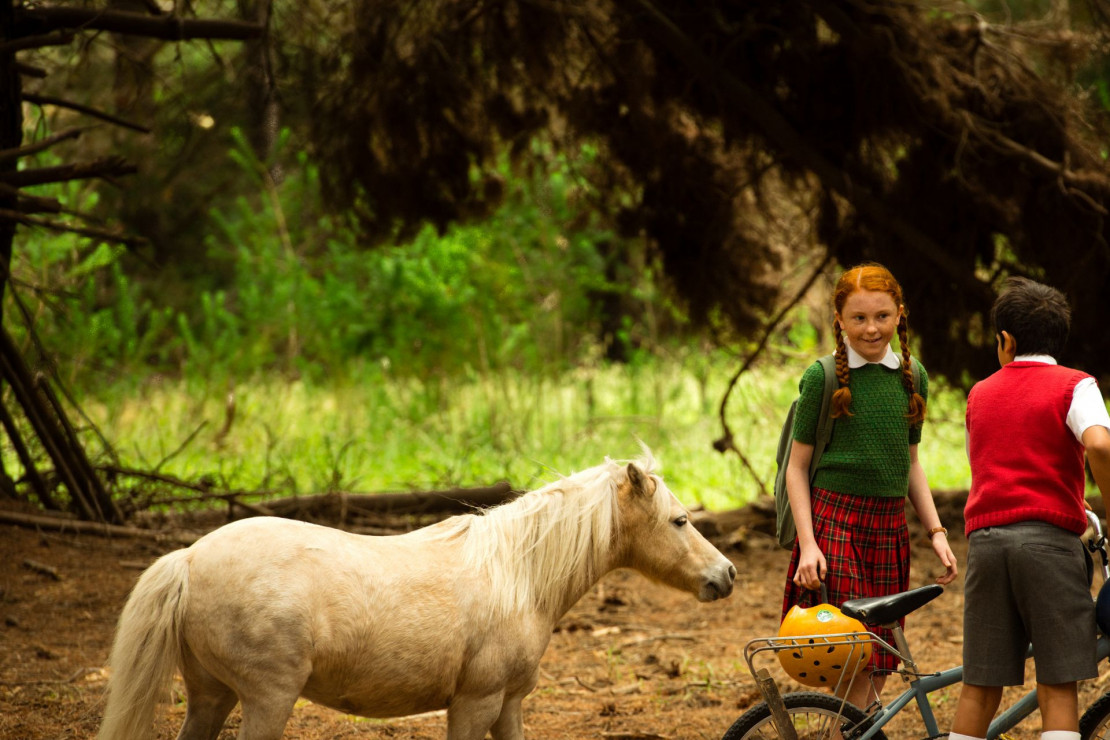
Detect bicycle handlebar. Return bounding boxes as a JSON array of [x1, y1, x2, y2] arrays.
[[1087, 508, 1110, 582]]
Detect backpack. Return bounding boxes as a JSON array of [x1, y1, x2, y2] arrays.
[[773, 354, 920, 549], [774, 355, 837, 549]]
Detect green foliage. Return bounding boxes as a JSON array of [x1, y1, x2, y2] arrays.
[[29, 132, 640, 382], [67, 352, 971, 513], [7, 131, 979, 515], [9, 129, 655, 385], [6, 183, 180, 385]]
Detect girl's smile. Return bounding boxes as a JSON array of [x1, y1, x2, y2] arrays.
[[836, 289, 903, 363]]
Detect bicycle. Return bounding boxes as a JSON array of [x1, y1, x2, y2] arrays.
[[722, 510, 1110, 740]]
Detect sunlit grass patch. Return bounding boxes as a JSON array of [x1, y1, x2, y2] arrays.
[[63, 354, 973, 513]]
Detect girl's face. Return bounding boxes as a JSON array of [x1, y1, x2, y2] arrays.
[[836, 289, 903, 363]]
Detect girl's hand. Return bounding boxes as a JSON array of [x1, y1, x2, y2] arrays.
[[931, 532, 958, 585], [793, 543, 827, 592]]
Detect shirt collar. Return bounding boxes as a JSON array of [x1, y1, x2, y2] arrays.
[[1014, 354, 1057, 365], [846, 344, 902, 370]]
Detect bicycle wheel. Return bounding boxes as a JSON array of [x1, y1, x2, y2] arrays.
[[1081, 691, 1110, 740], [721, 691, 888, 740]]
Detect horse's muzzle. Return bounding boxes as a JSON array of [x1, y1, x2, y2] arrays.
[[700, 563, 736, 601]]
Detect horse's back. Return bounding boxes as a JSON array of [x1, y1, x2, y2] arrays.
[[184, 516, 467, 620], [189, 516, 452, 571], [179, 516, 498, 716]]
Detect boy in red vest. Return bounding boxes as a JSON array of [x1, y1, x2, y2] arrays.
[[949, 277, 1110, 740]]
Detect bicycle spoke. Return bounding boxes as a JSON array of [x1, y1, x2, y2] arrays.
[[721, 692, 886, 740]]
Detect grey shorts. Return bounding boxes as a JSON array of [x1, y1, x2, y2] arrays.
[[962, 522, 1097, 686]]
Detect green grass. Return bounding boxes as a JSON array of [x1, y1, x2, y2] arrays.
[[69, 354, 973, 513]]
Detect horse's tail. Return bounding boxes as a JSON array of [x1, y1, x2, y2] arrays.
[[98, 548, 190, 740]]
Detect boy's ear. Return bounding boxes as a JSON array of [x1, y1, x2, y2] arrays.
[[997, 331, 1018, 362]]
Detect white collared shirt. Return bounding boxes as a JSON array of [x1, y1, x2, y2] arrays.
[[1012, 354, 1110, 443], [845, 343, 901, 370]]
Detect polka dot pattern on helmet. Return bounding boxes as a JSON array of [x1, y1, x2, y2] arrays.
[[776, 602, 872, 688]]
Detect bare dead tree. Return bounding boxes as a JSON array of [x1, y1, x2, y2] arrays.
[[0, 1, 262, 523]]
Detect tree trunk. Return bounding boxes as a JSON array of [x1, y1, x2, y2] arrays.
[[237, 0, 279, 170], [592, 238, 631, 363], [1, 0, 23, 493], [0, 0, 262, 524], [0, 328, 121, 522], [1, 0, 21, 311], [1, 2, 117, 521]]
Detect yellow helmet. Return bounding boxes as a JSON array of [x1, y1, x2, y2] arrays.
[[777, 601, 872, 688]]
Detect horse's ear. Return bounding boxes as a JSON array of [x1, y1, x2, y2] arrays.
[[625, 463, 648, 496]]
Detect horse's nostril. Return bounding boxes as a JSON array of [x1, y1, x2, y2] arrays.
[[728, 564, 737, 581]]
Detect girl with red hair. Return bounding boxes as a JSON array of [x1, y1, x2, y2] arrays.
[[781, 262, 958, 707]]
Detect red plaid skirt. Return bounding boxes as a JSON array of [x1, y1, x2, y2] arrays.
[[781, 487, 910, 672]]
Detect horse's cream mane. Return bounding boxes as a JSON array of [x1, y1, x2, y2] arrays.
[[445, 451, 669, 618]]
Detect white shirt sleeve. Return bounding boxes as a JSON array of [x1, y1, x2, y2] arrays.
[[1068, 377, 1110, 443]]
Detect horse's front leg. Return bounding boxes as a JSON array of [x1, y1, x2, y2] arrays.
[[488, 692, 527, 740], [488, 664, 538, 740], [446, 692, 506, 740]]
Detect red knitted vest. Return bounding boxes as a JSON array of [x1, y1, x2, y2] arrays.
[[964, 361, 1090, 536]]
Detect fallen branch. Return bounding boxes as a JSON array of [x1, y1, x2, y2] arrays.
[[659, 679, 748, 696], [607, 682, 643, 696], [15, 5, 264, 42], [0, 667, 105, 686], [22, 559, 61, 580], [575, 675, 603, 692], [0, 509, 196, 544], [264, 481, 517, 518], [226, 498, 276, 517], [617, 634, 696, 649], [66, 667, 104, 683]]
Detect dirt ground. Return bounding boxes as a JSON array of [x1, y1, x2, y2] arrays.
[[3, 500, 1109, 740]]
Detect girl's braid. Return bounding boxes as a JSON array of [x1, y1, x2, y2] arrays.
[[831, 321, 853, 418], [898, 316, 927, 425]]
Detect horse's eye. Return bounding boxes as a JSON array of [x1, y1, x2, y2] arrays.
[[673, 515, 688, 527]]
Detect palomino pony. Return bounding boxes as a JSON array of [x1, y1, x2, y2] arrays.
[[98, 453, 735, 740]]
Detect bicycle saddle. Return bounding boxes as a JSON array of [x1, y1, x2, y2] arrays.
[[840, 584, 943, 625]]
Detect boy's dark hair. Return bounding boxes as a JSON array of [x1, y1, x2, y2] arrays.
[[990, 276, 1071, 356]]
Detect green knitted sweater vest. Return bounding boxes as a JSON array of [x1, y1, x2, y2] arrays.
[[791, 359, 929, 498]]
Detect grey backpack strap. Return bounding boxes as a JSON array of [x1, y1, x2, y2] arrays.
[[810, 354, 838, 482]]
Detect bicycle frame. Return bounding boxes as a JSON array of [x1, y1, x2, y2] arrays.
[[865, 634, 1110, 740], [743, 511, 1110, 740], [743, 627, 1110, 740]]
